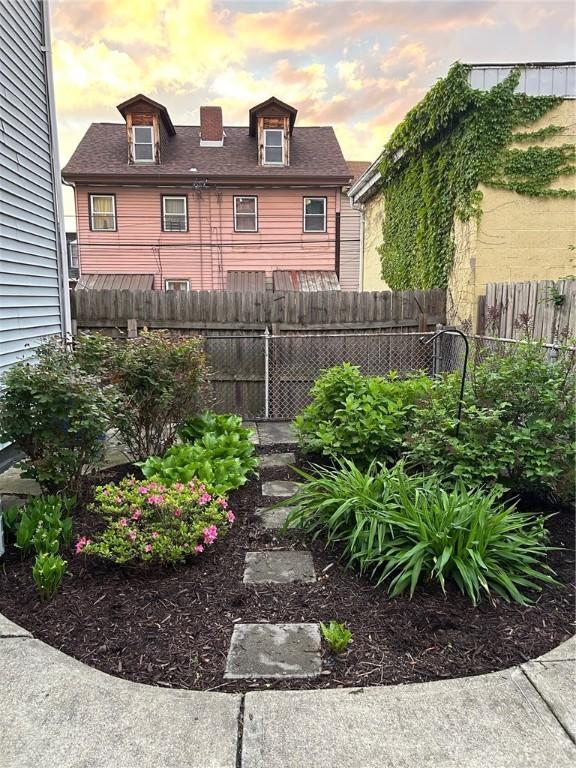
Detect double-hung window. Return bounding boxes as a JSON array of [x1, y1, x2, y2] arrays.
[[89, 194, 116, 231], [234, 196, 258, 232], [162, 196, 188, 231], [133, 125, 154, 162], [303, 197, 326, 232], [263, 129, 283, 164]]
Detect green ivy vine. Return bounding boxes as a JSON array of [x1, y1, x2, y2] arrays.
[[378, 63, 576, 290]]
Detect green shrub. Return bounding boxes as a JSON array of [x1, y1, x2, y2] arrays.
[[11, 495, 74, 557], [0, 340, 114, 493], [294, 363, 432, 467], [141, 411, 258, 494], [405, 340, 576, 498], [74, 331, 207, 461], [81, 476, 234, 565], [32, 553, 67, 601], [286, 460, 556, 604]]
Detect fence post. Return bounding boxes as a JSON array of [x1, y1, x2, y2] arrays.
[[264, 326, 270, 419], [432, 322, 443, 375], [127, 319, 138, 338]]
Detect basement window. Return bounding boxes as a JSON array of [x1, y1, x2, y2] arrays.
[[162, 196, 188, 231], [234, 196, 258, 232], [165, 279, 190, 291], [89, 194, 116, 231], [263, 129, 283, 164], [133, 125, 154, 162], [303, 197, 326, 232]]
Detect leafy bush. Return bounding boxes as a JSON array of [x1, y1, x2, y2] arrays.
[[405, 340, 576, 498], [141, 412, 258, 494], [294, 363, 433, 466], [0, 341, 114, 493], [286, 460, 556, 604], [32, 553, 67, 601], [81, 476, 235, 565], [10, 495, 74, 557], [74, 331, 207, 461], [320, 621, 353, 654]]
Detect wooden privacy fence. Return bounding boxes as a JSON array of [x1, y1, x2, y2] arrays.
[[70, 288, 446, 418], [477, 279, 576, 342]]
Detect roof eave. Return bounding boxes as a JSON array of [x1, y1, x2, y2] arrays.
[[61, 172, 351, 186], [349, 158, 383, 203]]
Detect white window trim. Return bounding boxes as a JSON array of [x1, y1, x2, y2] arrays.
[[303, 197, 327, 233], [233, 196, 258, 232], [165, 279, 190, 291], [132, 125, 154, 163], [89, 194, 116, 231], [263, 128, 284, 165], [162, 195, 188, 232]]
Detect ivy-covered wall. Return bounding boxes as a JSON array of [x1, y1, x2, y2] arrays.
[[377, 63, 576, 292]]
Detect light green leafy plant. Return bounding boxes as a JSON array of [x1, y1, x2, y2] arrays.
[[320, 621, 353, 654], [32, 553, 67, 601], [11, 496, 74, 557]]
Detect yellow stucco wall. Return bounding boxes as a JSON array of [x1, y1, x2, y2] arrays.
[[361, 192, 390, 291], [449, 99, 576, 326]]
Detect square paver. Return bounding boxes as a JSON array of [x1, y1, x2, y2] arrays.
[[259, 452, 296, 468], [243, 551, 316, 584], [255, 506, 294, 529], [224, 623, 321, 679], [261, 480, 300, 498], [257, 422, 297, 446]]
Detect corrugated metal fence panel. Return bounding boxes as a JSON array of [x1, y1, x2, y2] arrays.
[[0, 0, 63, 375], [469, 64, 575, 98]]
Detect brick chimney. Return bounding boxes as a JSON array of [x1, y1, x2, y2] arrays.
[[200, 106, 224, 146]]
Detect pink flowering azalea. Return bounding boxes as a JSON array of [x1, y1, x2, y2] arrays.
[[151, 531, 160, 539], [216, 497, 228, 509], [114, 496, 123, 504], [198, 492, 212, 506], [75, 536, 91, 554], [102, 488, 110, 496], [226, 510, 236, 524], [144, 544, 153, 553], [119, 518, 129, 527], [147, 495, 164, 505], [128, 530, 137, 541], [203, 525, 218, 545], [174, 508, 183, 518], [138, 486, 149, 495], [127, 478, 136, 486], [148, 482, 157, 490], [194, 544, 204, 554], [174, 482, 185, 491], [131, 509, 142, 521], [187, 480, 195, 488]]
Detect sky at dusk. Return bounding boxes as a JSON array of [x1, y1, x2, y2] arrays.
[[51, 0, 575, 225]]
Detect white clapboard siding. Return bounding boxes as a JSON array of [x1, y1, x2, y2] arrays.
[[0, 0, 67, 378], [339, 191, 361, 290]]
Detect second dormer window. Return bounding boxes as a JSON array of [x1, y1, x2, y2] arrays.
[[133, 125, 154, 162], [264, 128, 283, 164]]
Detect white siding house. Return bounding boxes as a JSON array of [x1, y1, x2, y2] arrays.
[[0, 0, 70, 379]]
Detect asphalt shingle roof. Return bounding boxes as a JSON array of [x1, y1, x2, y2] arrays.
[[62, 123, 351, 181]]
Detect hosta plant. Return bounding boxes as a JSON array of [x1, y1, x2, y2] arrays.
[[81, 476, 235, 565], [179, 411, 255, 445], [32, 553, 67, 601], [10, 496, 74, 557]]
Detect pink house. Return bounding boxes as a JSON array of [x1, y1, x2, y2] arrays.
[[62, 95, 361, 291]]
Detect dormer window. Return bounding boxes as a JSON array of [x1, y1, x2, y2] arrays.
[[264, 129, 284, 165], [133, 126, 154, 162]]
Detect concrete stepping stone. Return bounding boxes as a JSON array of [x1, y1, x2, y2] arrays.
[[243, 421, 260, 445], [261, 480, 299, 498], [257, 422, 297, 446], [255, 506, 294, 529], [259, 452, 296, 468], [243, 551, 316, 584], [0, 467, 41, 496], [224, 623, 321, 679]]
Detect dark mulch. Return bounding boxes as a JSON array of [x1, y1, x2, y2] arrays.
[[0, 458, 573, 693]]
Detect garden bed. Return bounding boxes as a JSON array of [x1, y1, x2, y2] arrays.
[[0, 454, 573, 693]]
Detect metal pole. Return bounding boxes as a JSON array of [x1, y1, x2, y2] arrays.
[[264, 326, 270, 420], [420, 329, 469, 438]]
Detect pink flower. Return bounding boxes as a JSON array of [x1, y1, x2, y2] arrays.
[[147, 495, 164, 505], [144, 544, 153, 553], [151, 531, 160, 539], [131, 509, 142, 521], [114, 496, 123, 504], [75, 536, 91, 554], [102, 488, 110, 496], [127, 478, 136, 486], [217, 497, 229, 509], [138, 486, 149, 495], [194, 545, 204, 554], [187, 480, 195, 489], [174, 483, 184, 491], [226, 510, 236, 524], [174, 507, 183, 518], [119, 518, 129, 527], [203, 525, 218, 545], [148, 482, 157, 490], [158, 485, 166, 492], [198, 492, 212, 506], [128, 530, 137, 541]]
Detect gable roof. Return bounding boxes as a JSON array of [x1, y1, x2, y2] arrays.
[[347, 160, 371, 185], [116, 94, 176, 135], [248, 96, 298, 136], [62, 123, 351, 183]]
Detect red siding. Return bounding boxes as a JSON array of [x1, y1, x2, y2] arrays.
[[76, 186, 338, 290]]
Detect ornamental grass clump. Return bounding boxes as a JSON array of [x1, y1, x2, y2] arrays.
[[81, 476, 235, 565], [286, 460, 556, 605]]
